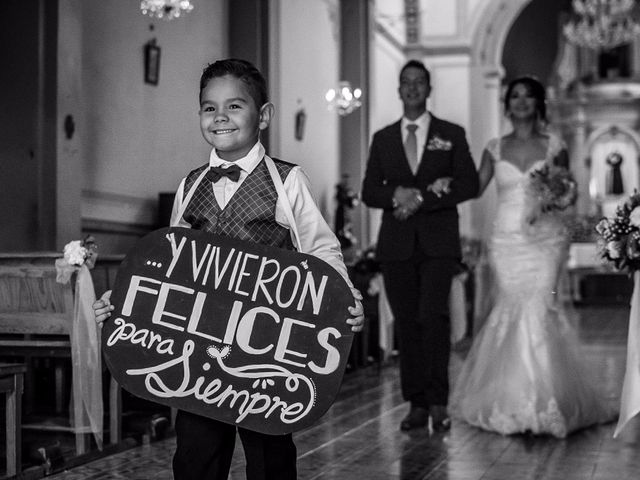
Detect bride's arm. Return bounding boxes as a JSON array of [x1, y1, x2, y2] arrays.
[[477, 149, 495, 196]]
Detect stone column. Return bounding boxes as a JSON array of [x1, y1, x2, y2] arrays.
[[56, 0, 84, 248], [340, 0, 370, 257], [632, 36, 640, 77], [570, 105, 590, 216]]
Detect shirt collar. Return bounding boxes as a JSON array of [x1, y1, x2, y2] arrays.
[[402, 111, 430, 131], [208, 141, 265, 173]]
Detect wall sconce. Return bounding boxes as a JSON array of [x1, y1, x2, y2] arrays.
[[144, 38, 161, 85], [295, 102, 306, 141], [325, 81, 363, 116]]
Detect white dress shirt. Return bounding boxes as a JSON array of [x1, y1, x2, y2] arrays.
[[401, 111, 430, 168], [170, 141, 352, 287]]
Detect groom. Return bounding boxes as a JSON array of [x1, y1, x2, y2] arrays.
[[361, 60, 478, 432]]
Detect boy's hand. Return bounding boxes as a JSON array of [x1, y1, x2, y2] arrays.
[[347, 287, 365, 333], [93, 290, 114, 326]]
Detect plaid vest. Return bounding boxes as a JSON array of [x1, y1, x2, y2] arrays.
[[183, 158, 295, 249]]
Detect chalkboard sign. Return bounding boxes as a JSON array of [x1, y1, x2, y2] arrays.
[[102, 227, 355, 435]]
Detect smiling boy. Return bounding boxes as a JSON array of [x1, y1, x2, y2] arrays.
[[94, 58, 363, 479]]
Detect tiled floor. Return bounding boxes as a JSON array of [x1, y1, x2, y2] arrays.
[[43, 305, 640, 480]]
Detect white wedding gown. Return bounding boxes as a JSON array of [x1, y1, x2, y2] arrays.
[[450, 135, 614, 438]]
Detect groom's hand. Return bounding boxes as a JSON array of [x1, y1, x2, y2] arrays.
[[393, 186, 419, 206], [393, 187, 423, 220]]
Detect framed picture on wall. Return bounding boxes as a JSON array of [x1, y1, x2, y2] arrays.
[[144, 39, 161, 86], [295, 107, 306, 141]]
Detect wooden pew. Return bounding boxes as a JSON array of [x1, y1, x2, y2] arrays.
[[0, 253, 92, 455], [0, 253, 122, 458], [0, 362, 26, 478]]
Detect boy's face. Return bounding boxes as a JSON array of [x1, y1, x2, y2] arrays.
[[199, 74, 272, 161]]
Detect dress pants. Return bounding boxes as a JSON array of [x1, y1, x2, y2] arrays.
[[173, 410, 297, 480], [382, 252, 456, 408]]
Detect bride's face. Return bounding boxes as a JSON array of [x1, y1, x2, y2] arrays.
[[506, 83, 538, 121]]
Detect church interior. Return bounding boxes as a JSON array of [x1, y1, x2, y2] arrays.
[[2, 0, 640, 479]]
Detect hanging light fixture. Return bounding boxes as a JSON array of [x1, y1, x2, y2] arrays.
[[563, 0, 640, 50], [325, 81, 363, 116], [140, 0, 194, 21]]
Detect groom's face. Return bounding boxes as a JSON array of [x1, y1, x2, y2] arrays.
[[399, 67, 431, 111]]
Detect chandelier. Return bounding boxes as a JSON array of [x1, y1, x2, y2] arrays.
[[564, 0, 640, 49], [325, 82, 363, 116], [140, 0, 194, 20]]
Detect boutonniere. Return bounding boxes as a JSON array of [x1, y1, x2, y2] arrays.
[[426, 135, 453, 151]]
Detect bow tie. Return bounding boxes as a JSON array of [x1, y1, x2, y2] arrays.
[[206, 164, 242, 183]]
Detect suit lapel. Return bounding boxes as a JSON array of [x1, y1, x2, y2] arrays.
[[394, 115, 446, 177], [417, 115, 439, 175]]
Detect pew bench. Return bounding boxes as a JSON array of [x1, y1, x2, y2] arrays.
[[0, 253, 122, 460], [0, 362, 26, 479]]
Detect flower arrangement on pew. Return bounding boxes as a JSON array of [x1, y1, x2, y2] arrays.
[[527, 164, 578, 214], [607, 191, 640, 437], [55, 235, 98, 284], [595, 190, 640, 274], [52, 234, 104, 448]]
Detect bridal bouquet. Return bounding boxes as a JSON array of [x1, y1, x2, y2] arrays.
[[55, 235, 98, 284], [527, 164, 578, 213], [595, 191, 640, 273]]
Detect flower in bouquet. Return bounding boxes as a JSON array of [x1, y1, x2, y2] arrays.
[[527, 164, 578, 213], [595, 190, 640, 273], [56, 235, 98, 284]]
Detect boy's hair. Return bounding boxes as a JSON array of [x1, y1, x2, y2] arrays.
[[200, 58, 268, 109], [399, 60, 431, 86]]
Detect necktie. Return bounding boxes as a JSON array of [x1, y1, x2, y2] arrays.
[[206, 164, 242, 183], [404, 124, 419, 173]]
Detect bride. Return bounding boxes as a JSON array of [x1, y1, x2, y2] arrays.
[[449, 76, 614, 437]]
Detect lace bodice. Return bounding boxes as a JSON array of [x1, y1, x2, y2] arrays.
[[486, 134, 566, 237], [486, 134, 564, 195], [486, 133, 564, 164]]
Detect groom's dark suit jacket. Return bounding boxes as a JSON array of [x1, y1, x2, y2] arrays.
[[362, 115, 479, 261]]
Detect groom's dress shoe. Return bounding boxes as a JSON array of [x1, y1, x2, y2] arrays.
[[400, 406, 429, 431], [430, 405, 451, 432]]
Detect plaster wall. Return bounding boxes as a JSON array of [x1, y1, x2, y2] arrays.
[[270, 0, 341, 222], [81, 0, 227, 230], [421, 0, 458, 37]]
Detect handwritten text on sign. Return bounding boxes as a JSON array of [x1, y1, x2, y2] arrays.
[[102, 227, 354, 434]]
